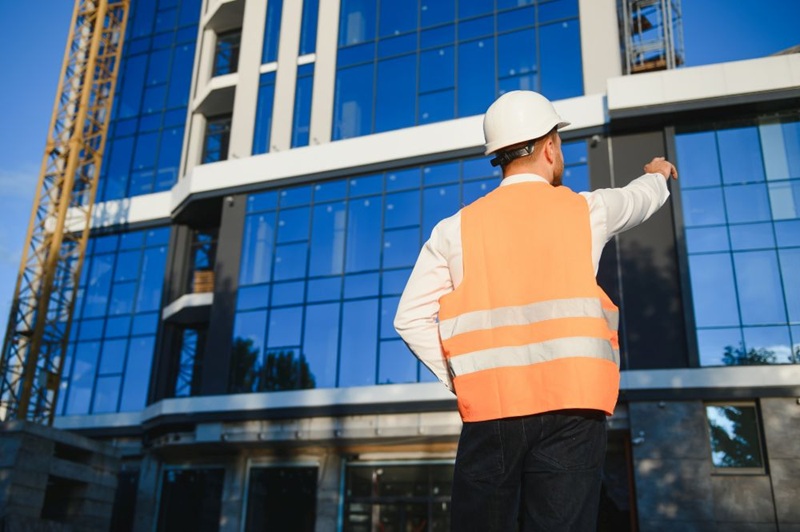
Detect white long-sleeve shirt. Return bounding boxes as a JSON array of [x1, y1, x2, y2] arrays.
[[394, 172, 670, 392]]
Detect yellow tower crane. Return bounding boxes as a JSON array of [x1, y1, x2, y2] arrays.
[[0, 0, 130, 424]]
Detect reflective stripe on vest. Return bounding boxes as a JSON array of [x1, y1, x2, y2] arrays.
[[437, 182, 621, 421]]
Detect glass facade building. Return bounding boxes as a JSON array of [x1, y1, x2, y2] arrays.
[[25, 0, 800, 530]]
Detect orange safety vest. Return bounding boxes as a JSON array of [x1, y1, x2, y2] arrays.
[[438, 181, 620, 422]]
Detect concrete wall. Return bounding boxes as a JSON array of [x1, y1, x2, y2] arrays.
[[0, 421, 120, 532]]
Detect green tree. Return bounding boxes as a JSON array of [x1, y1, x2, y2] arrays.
[[230, 337, 261, 393], [721, 344, 776, 366], [707, 406, 762, 468], [261, 350, 316, 391]]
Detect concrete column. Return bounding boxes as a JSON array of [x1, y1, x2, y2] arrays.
[[315, 452, 342, 532], [220, 455, 248, 532], [132, 453, 161, 532], [229, 0, 268, 159], [270, 0, 304, 151], [762, 397, 800, 527], [308, 0, 341, 146], [578, 0, 622, 94]]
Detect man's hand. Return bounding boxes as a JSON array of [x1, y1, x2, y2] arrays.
[[644, 157, 678, 180]]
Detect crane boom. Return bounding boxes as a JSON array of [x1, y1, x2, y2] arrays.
[[0, 0, 129, 424]]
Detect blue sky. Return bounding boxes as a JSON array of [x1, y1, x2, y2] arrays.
[[0, 0, 798, 325]]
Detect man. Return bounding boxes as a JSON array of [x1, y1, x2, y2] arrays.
[[394, 90, 677, 531]]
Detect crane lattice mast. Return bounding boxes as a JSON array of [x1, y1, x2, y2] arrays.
[[0, 0, 129, 424]]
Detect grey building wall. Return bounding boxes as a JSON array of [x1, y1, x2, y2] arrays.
[[629, 399, 800, 531]]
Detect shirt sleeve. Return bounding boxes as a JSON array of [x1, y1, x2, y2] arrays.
[[393, 221, 456, 392], [582, 172, 670, 242]]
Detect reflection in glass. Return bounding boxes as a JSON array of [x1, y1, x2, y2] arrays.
[[303, 303, 340, 388], [733, 251, 786, 326], [724, 184, 771, 224], [706, 405, 763, 468], [339, 299, 378, 387], [379, 340, 417, 384], [718, 127, 764, 184], [688, 254, 739, 328], [344, 464, 453, 531]]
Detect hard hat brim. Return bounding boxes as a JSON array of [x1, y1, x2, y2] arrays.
[[484, 120, 571, 155]]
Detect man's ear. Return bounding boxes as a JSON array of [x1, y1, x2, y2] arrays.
[[544, 137, 555, 164]]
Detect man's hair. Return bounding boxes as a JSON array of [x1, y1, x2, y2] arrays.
[[497, 127, 558, 170]]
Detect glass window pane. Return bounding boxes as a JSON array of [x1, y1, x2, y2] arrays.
[[240, 213, 276, 285], [268, 306, 303, 348], [65, 341, 100, 415], [768, 181, 800, 220], [83, 255, 114, 318], [463, 179, 495, 205], [314, 180, 347, 203], [681, 188, 726, 227], [307, 277, 342, 303], [688, 254, 740, 328], [686, 226, 730, 254], [676, 132, 721, 188], [743, 326, 793, 364], [379, 0, 416, 36], [334, 64, 374, 140], [375, 55, 416, 133], [386, 168, 421, 192], [114, 251, 141, 281], [274, 243, 308, 281], [423, 162, 459, 186], [340, 0, 377, 46], [457, 38, 495, 117], [346, 196, 383, 272], [379, 340, 416, 384], [344, 272, 379, 299], [93, 376, 121, 414], [718, 127, 765, 185], [421, 24, 455, 48], [349, 174, 383, 197], [724, 184, 771, 224], [498, 29, 535, 79], [248, 191, 278, 213], [779, 248, 800, 323], [135, 247, 167, 312], [132, 313, 158, 336], [105, 316, 131, 338], [537, 0, 578, 23], [309, 202, 347, 276], [299, 0, 319, 54], [775, 220, 800, 247], [277, 207, 310, 243], [339, 299, 378, 387], [253, 73, 276, 155], [385, 191, 420, 229], [539, 20, 582, 100], [383, 228, 421, 269], [733, 251, 786, 325], [280, 186, 312, 207], [271, 281, 305, 307], [109, 282, 136, 315], [420, 46, 454, 93], [231, 311, 267, 392], [303, 303, 340, 388], [419, 89, 455, 124], [263, 0, 284, 62], [729, 223, 774, 251], [292, 65, 314, 148], [237, 284, 270, 310], [697, 328, 743, 367], [421, 0, 454, 27], [119, 334, 155, 411], [706, 405, 763, 468], [563, 164, 589, 193], [99, 339, 128, 375]]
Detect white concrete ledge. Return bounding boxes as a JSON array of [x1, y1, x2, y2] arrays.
[[161, 292, 214, 322], [607, 54, 800, 113]]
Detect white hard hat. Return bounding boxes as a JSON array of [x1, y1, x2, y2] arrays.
[[483, 91, 570, 155]]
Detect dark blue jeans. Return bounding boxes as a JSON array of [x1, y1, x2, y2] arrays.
[[451, 409, 607, 532]]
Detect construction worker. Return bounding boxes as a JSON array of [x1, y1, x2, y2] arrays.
[[394, 90, 677, 531]]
